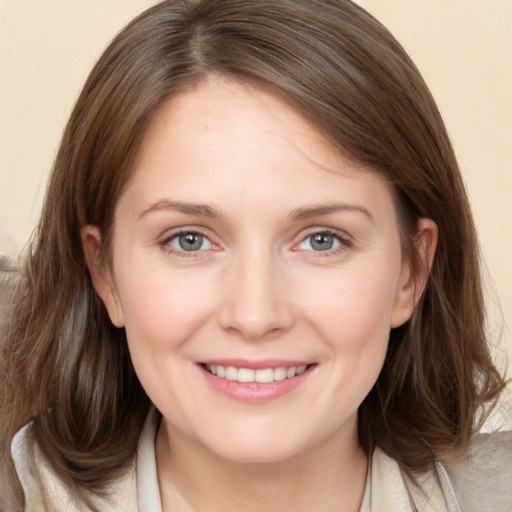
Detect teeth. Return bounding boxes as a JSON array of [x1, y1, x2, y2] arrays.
[[225, 366, 237, 381], [286, 366, 297, 378], [204, 364, 309, 383], [237, 368, 255, 382], [255, 368, 275, 383], [296, 365, 307, 375]]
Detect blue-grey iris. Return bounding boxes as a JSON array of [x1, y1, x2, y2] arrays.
[[310, 233, 334, 251], [179, 233, 204, 251]]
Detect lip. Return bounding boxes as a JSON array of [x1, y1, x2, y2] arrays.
[[197, 360, 316, 404], [200, 358, 312, 370]]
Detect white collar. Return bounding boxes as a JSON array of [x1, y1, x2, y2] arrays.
[[136, 409, 163, 511], [135, 410, 461, 512], [12, 410, 462, 511]]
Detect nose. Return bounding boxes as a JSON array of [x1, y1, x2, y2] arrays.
[[217, 246, 295, 341]]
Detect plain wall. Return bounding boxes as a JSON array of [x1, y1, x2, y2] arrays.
[[1, 0, 510, 419], [0, 0, 158, 256], [360, 0, 512, 387]]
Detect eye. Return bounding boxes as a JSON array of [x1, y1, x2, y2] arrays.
[[167, 231, 213, 252], [298, 232, 343, 252]]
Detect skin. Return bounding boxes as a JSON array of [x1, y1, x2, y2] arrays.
[[83, 78, 437, 511]]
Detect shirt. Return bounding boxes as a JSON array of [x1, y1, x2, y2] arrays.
[[10, 410, 512, 511]]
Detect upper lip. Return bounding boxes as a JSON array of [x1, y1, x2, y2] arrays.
[[199, 359, 313, 370]]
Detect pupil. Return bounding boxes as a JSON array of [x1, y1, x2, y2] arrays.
[[179, 233, 203, 251], [311, 233, 333, 251]]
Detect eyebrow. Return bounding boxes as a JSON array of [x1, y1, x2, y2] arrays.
[[289, 203, 375, 223], [139, 199, 374, 223], [138, 199, 222, 219]]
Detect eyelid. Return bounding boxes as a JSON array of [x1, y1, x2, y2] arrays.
[[157, 225, 352, 257], [292, 227, 353, 254], [159, 227, 220, 256]]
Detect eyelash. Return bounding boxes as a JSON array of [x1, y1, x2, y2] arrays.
[[159, 228, 352, 257], [295, 228, 352, 256], [159, 229, 216, 257]]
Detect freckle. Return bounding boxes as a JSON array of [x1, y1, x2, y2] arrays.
[[203, 125, 209, 131]]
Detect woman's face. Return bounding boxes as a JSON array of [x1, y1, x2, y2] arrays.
[[87, 79, 428, 464]]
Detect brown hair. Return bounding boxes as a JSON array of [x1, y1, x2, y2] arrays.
[[0, 0, 506, 509]]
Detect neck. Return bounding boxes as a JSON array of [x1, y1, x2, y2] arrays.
[[156, 418, 368, 512]]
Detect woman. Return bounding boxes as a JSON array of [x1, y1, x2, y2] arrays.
[[1, 0, 509, 510]]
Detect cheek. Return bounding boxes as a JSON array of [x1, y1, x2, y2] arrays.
[[299, 260, 401, 392], [115, 265, 218, 356], [114, 266, 220, 415], [304, 268, 397, 406], [303, 262, 401, 344]]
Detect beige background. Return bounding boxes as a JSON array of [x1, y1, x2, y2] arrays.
[[0, 1, 510, 419], [361, 0, 512, 375]]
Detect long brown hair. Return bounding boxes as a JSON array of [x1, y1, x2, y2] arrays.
[[1, 0, 506, 509]]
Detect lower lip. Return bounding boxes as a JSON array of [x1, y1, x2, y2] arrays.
[[199, 365, 315, 403]]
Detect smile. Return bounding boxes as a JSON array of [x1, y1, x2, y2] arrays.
[[205, 364, 308, 383], [199, 361, 316, 403]]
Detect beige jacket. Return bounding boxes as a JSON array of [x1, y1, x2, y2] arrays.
[[10, 411, 512, 511]]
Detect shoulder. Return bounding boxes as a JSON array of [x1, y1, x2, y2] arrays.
[[369, 432, 512, 511], [10, 422, 138, 512], [444, 430, 512, 512]]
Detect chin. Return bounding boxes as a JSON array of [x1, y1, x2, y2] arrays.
[[213, 440, 303, 465], [197, 423, 313, 465]]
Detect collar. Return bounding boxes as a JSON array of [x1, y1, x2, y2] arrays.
[[12, 410, 462, 512], [135, 410, 461, 512]]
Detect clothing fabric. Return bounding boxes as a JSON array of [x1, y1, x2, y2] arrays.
[[10, 410, 512, 511]]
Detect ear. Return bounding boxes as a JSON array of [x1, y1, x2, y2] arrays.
[[391, 218, 438, 328], [81, 225, 125, 327]]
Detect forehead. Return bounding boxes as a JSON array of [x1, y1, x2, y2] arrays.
[[134, 78, 347, 173], [119, 78, 397, 223]]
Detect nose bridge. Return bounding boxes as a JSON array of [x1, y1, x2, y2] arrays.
[[218, 242, 293, 340]]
